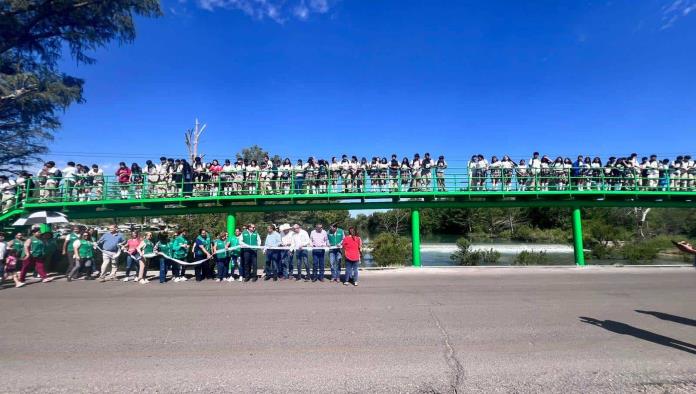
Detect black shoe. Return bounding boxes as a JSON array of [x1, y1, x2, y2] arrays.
[[318, 278, 325, 282], [312, 279, 317, 282], [243, 278, 250, 282], [273, 277, 278, 281], [251, 277, 258, 282], [264, 276, 271, 281]]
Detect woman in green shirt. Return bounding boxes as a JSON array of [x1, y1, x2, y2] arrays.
[[171, 230, 189, 282], [68, 232, 96, 281], [212, 232, 230, 282], [227, 228, 241, 281], [155, 232, 176, 283]]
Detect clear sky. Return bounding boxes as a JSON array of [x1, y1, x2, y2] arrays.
[[48, 0, 696, 172]]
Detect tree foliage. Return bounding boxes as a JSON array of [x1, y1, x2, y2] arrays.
[[369, 233, 411, 267], [0, 0, 162, 173]]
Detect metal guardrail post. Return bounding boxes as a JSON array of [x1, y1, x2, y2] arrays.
[[411, 209, 421, 267], [572, 207, 585, 266]]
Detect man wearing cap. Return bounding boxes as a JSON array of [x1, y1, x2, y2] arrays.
[[310, 223, 329, 282], [328, 223, 345, 282]]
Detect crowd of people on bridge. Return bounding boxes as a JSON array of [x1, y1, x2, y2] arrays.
[[0, 222, 363, 289], [1, 152, 695, 209]]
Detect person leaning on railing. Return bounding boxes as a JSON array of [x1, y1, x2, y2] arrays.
[[0, 175, 17, 211]]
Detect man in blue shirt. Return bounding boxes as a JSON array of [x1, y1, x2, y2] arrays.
[[97, 225, 125, 281], [263, 224, 281, 281]]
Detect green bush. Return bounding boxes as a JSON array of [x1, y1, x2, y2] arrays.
[[620, 237, 671, 263], [513, 250, 549, 265], [450, 238, 500, 266], [370, 233, 412, 267]]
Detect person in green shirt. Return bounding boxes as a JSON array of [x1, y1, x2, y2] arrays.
[[62, 226, 81, 279], [241, 223, 262, 282], [156, 232, 176, 283], [212, 231, 229, 282], [227, 228, 242, 281], [9, 233, 25, 259], [194, 229, 213, 281], [17, 228, 51, 287], [171, 229, 190, 282], [68, 232, 96, 281], [328, 223, 345, 282]]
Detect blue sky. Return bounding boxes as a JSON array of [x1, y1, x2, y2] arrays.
[[49, 0, 696, 171]]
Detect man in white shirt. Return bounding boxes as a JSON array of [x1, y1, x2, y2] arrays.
[[61, 162, 76, 199], [291, 224, 311, 281], [87, 164, 104, 199], [646, 155, 659, 190], [279, 223, 294, 279]]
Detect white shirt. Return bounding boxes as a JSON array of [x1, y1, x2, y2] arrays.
[[1, 180, 16, 195], [62, 166, 76, 181], [291, 229, 310, 249], [0, 241, 6, 260], [281, 231, 293, 246]]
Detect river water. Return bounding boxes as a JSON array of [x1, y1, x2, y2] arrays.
[[362, 235, 689, 266]]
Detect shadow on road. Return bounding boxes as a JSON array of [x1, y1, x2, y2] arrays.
[[635, 310, 696, 327], [579, 316, 696, 356]]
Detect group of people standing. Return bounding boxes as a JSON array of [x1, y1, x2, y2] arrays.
[[0, 222, 364, 289], [2, 151, 694, 211]]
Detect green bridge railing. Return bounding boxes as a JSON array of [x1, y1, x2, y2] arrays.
[[2, 167, 695, 267]]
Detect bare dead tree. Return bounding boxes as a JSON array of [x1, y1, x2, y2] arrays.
[[184, 118, 207, 162], [633, 207, 651, 238]]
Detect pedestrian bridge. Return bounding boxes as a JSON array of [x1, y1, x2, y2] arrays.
[[2, 169, 695, 266]]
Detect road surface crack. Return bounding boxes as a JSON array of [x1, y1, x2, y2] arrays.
[[429, 308, 466, 393]]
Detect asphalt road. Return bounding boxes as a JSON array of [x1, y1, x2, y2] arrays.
[[1, 266, 696, 393]]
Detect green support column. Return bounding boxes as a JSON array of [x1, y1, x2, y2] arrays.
[[572, 208, 585, 266], [411, 209, 421, 267], [226, 213, 236, 236]]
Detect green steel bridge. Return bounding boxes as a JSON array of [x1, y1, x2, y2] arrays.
[[2, 169, 695, 266]]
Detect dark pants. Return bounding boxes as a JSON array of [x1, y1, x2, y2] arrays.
[[194, 255, 213, 281], [294, 177, 304, 193], [158, 256, 178, 283], [229, 255, 241, 278], [345, 259, 359, 283], [280, 251, 291, 279], [312, 249, 325, 280], [125, 253, 140, 277], [216, 257, 228, 280], [242, 249, 257, 279], [295, 250, 310, 279], [69, 258, 93, 279], [286, 251, 294, 277], [264, 250, 281, 278], [329, 249, 342, 280]]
